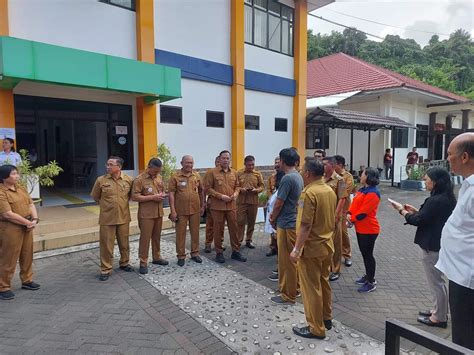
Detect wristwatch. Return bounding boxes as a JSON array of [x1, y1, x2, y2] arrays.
[[292, 247, 301, 255]]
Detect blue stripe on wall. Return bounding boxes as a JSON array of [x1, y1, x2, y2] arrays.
[[245, 69, 296, 97], [155, 49, 296, 96], [155, 49, 233, 86]]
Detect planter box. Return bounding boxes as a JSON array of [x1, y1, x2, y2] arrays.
[[400, 179, 426, 191]]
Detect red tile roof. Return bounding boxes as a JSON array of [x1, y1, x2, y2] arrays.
[[307, 52, 468, 102]]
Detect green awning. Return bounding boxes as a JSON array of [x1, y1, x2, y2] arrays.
[[0, 36, 181, 103]]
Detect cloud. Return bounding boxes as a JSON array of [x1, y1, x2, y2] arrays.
[[403, 20, 441, 46]]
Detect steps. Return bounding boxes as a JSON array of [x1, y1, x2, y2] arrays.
[[34, 205, 173, 253]]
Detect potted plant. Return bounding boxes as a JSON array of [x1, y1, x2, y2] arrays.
[[15, 149, 63, 203], [400, 165, 426, 191], [155, 143, 177, 207]]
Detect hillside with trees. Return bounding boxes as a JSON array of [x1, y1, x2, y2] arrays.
[[307, 29, 474, 100]]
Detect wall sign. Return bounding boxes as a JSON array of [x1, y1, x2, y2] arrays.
[[118, 136, 127, 145], [0, 128, 16, 140], [115, 126, 128, 135]]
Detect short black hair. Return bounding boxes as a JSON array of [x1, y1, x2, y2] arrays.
[[364, 167, 380, 186], [109, 156, 124, 167], [219, 150, 231, 157], [322, 156, 336, 165], [314, 149, 326, 157], [275, 170, 285, 189], [279, 148, 300, 167], [148, 158, 162, 168], [3, 138, 15, 152], [304, 158, 324, 177], [244, 155, 255, 163], [334, 155, 345, 166], [0, 164, 17, 182], [385, 148, 391, 153]]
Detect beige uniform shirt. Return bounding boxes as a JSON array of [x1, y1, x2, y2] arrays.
[[169, 170, 202, 215], [205, 167, 240, 211], [236, 169, 264, 205], [132, 172, 164, 219]]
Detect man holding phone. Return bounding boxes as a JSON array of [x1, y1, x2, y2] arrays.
[[237, 155, 265, 249]]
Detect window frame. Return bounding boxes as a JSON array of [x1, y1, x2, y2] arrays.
[[393, 127, 409, 148], [206, 110, 225, 128], [244, 0, 294, 57], [415, 124, 429, 148], [274, 117, 288, 132], [98, 0, 136, 11], [306, 125, 329, 149], [160, 105, 183, 125], [245, 115, 260, 130]]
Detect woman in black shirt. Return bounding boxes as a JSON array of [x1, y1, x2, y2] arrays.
[[390, 167, 456, 328]]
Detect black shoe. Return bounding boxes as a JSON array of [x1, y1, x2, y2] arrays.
[[222, 246, 226, 251], [418, 310, 432, 317], [204, 245, 212, 253], [272, 268, 278, 274], [0, 290, 15, 300], [292, 326, 325, 339], [296, 291, 301, 298], [139, 266, 148, 274], [417, 316, 447, 328], [215, 253, 225, 263], [271, 295, 294, 305], [329, 273, 340, 281], [231, 251, 247, 262], [191, 256, 203, 263], [246, 241, 256, 249], [99, 274, 109, 281], [152, 259, 169, 266], [177, 259, 185, 267], [21, 282, 40, 290], [324, 319, 333, 330], [119, 265, 133, 272], [266, 249, 277, 257], [268, 274, 279, 282], [344, 258, 352, 267]]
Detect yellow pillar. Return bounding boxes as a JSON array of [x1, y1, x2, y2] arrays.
[[0, 0, 15, 146], [230, 0, 245, 170], [292, 0, 308, 156], [136, 0, 157, 170]]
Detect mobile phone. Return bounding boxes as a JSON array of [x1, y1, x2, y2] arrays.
[[387, 198, 399, 204]]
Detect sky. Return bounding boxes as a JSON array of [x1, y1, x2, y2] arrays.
[[308, 0, 474, 47]]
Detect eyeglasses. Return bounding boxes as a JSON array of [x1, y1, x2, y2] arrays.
[[105, 164, 119, 167]]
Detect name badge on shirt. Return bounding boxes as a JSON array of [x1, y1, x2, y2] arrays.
[[147, 187, 153, 193], [180, 181, 187, 187]]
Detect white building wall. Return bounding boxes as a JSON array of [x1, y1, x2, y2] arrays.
[[154, 0, 230, 64], [245, 91, 293, 166], [158, 79, 232, 169], [245, 44, 294, 79], [8, 0, 136, 59]]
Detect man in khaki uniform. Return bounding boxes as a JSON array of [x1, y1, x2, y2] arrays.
[[206, 150, 246, 263], [322, 156, 348, 282], [237, 155, 264, 249], [169, 155, 205, 266], [266, 157, 280, 257], [131, 158, 168, 275], [204, 156, 221, 253], [91, 156, 133, 281], [334, 155, 355, 267], [290, 158, 336, 339]]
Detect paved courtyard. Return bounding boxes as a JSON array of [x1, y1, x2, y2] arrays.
[[0, 184, 457, 354]]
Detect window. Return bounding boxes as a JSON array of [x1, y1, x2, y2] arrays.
[[244, 0, 294, 56], [206, 111, 225, 128], [416, 124, 428, 148], [393, 127, 409, 148], [245, 115, 260, 130], [306, 125, 329, 149], [275, 118, 288, 132], [99, 0, 135, 10], [160, 105, 182, 124]]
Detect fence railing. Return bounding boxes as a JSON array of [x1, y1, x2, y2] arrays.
[[385, 319, 472, 355], [400, 159, 449, 181]]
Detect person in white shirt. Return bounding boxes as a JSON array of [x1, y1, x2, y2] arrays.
[[0, 138, 22, 166], [436, 132, 474, 350]]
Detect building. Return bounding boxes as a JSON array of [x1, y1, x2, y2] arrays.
[[306, 52, 473, 182], [0, 0, 332, 199]]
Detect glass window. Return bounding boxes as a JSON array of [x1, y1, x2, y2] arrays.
[[206, 111, 225, 128], [275, 118, 288, 132], [244, 4, 253, 44], [99, 0, 135, 11], [393, 127, 409, 148], [268, 0, 280, 15], [109, 104, 134, 170], [416, 124, 429, 148], [254, 0, 267, 10], [160, 105, 182, 124], [245, 115, 260, 130], [306, 126, 329, 149], [268, 15, 281, 52], [254, 9, 267, 47], [244, 0, 252, 4]]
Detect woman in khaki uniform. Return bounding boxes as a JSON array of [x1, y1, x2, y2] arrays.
[[0, 164, 40, 301]]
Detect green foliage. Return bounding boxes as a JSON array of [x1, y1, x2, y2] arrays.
[[408, 166, 426, 181], [258, 191, 269, 206], [156, 143, 177, 188], [16, 149, 63, 196], [308, 28, 473, 98]]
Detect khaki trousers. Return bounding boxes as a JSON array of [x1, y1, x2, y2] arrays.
[[205, 206, 214, 247], [331, 218, 343, 273], [277, 227, 298, 303], [0, 224, 33, 292], [237, 203, 258, 243], [298, 249, 333, 337], [341, 214, 352, 259], [210, 209, 240, 254], [175, 213, 200, 259], [99, 223, 130, 275], [138, 217, 162, 266]]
